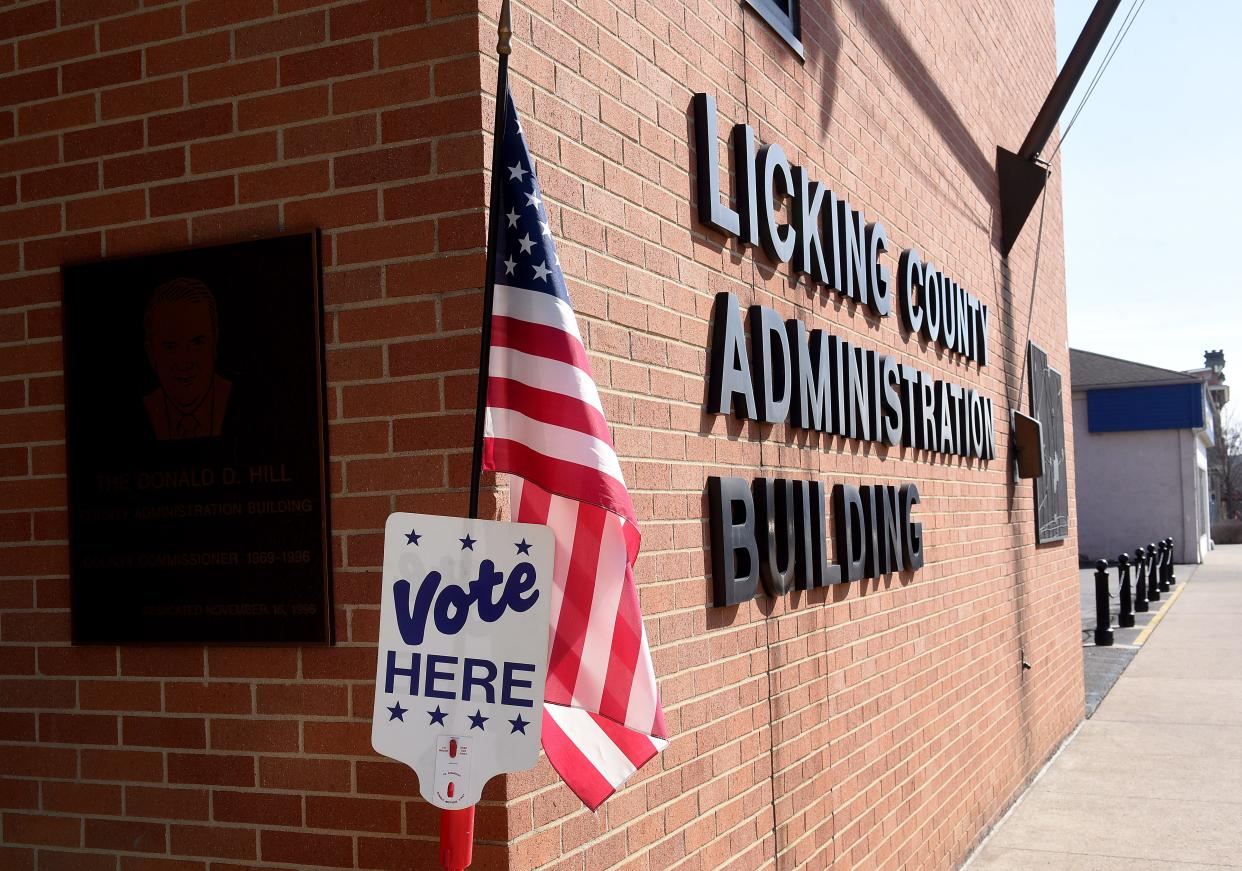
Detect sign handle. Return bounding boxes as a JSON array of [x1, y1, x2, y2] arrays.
[[439, 806, 475, 871]]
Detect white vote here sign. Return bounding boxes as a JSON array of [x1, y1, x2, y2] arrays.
[[371, 512, 553, 809]]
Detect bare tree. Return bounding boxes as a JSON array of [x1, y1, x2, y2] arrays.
[[1213, 410, 1242, 521]]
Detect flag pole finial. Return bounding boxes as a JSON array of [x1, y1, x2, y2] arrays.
[[497, 0, 512, 56]]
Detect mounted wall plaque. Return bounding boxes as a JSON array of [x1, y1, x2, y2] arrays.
[[62, 231, 332, 644], [1028, 342, 1069, 544]]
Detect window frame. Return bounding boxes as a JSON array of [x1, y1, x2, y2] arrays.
[[743, 0, 804, 59]]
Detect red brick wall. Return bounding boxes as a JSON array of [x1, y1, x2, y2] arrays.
[[1, 1, 1083, 870], [1, 1, 500, 869], [492, 0, 1081, 869]]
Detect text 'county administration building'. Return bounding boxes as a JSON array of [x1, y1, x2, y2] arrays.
[[0, 1, 1082, 870]]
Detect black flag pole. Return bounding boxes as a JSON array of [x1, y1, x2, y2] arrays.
[[443, 4, 510, 871], [467, 0, 513, 524]]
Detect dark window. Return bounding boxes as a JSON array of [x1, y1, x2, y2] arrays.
[[744, 0, 803, 58]]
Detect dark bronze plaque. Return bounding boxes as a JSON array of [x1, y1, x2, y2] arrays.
[[63, 232, 332, 644], [1029, 342, 1069, 544]]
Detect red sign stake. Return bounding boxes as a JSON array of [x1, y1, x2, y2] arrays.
[[439, 806, 475, 871]]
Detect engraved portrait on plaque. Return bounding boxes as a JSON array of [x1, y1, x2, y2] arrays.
[[62, 232, 332, 644]]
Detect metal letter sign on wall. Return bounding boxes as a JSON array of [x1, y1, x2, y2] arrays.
[[1029, 342, 1069, 543], [371, 512, 553, 809]]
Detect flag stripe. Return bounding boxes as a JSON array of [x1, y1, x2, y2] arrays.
[[494, 282, 582, 339], [514, 475, 548, 525], [545, 705, 640, 786], [487, 438, 634, 525], [598, 578, 642, 725], [535, 490, 576, 650], [489, 345, 603, 414], [486, 407, 625, 487], [542, 703, 668, 810], [586, 703, 668, 768], [491, 314, 591, 374], [627, 627, 666, 735], [540, 707, 615, 811], [487, 376, 612, 446], [543, 503, 604, 704], [570, 509, 630, 714]]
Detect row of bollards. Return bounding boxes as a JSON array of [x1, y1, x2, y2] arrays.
[[1093, 537, 1177, 646]]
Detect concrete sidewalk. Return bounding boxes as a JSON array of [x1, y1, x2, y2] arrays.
[[965, 544, 1242, 870]]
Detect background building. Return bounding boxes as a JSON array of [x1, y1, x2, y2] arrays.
[[1070, 348, 1215, 564], [1184, 350, 1234, 525], [1, 2, 1080, 869]]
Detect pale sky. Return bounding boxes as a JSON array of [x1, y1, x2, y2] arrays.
[[1055, 0, 1240, 379]]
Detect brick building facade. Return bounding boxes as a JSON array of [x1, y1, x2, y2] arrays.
[[0, 1, 1082, 869]]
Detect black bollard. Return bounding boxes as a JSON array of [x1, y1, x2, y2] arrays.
[[1164, 537, 1176, 587], [1155, 541, 1171, 593], [1146, 543, 1161, 601], [1117, 552, 1134, 628], [1093, 559, 1114, 646], [1133, 546, 1149, 613], [1150, 541, 1160, 593]]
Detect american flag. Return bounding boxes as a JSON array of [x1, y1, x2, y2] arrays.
[[481, 89, 668, 810]]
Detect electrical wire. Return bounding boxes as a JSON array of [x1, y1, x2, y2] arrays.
[[1014, 1, 1147, 406], [1046, 0, 1149, 161]]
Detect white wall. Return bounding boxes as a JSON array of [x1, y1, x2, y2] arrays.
[[1071, 394, 1200, 563], [1192, 434, 1209, 560]]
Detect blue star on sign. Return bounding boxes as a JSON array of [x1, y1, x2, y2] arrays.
[[515, 538, 532, 555], [405, 529, 421, 545], [427, 706, 447, 726], [459, 534, 476, 551], [509, 714, 529, 734], [468, 710, 488, 731], [387, 702, 407, 722]]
